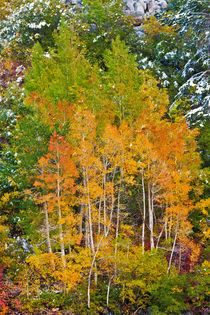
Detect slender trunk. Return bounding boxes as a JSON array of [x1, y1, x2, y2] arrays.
[[94, 262, 97, 285], [115, 170, 122, 276], [107, 277, 113, 308], [79, 206, 83, 235], [88, 200, 95, 253], [86, 172, 95, 253], [56, 145, 66, 267], [107, 186, 114, 236], [169, 213, 172, 239], [85, 216, 90, 248], [106, 167, 116, 237], [98, 197, 102, 235], [43, 202, 55, 269], [40, 165, 53, 255], [168, 224, 178, 274], [165, 216, 168, 240], [57, 195, 66, 267], [115, 186, 121, 257], [103, 174, 107, 235], [44, 202, 52, 254], [88, 234, 104, 308], [156, 226, 164, 249], [148, 181, 154, 249], [179, 245, 182, 271], [142, 171, 146, 253], [82, 169, 89, 247]]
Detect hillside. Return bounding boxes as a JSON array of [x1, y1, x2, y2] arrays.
[[0, 0, 209, 314]]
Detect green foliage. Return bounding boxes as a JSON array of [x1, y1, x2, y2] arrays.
[[0, 2, 208, 314], [0, 0, 66, 55], [198, 120, 210, 168], [150, 273, 189, 314], [103, 36, 143, 121], [116, 247, 168, 310], [24, 24, 98, 111], [70, 0, 134, 65], [187, 261, 210, 308]]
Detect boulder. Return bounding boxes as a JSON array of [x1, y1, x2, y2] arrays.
[[134, 2, 145, 16], [138, 0, 147, 11], [133, 16, 144, 26], [126, 0, 134, 11], [147, 0, 155, 13], [65, 0, 168, 21], [65, 0, 79, 4], [160, 0, 168, 9]]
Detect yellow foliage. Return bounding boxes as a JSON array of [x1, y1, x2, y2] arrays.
[[196, 198, 210, 216], [143, 16, 177, 38], [172, 286, 182, 293], [1, 191, 19, 206], [201, 260, 210, 275]]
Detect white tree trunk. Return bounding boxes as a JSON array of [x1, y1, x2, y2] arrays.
[[56, 144, 66, 267], [168, 224, 178, 273], [148, 181, 154, 249], [44, 202, 52, 254], [142, 171, 146, 253]]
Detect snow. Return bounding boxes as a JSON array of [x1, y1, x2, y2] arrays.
[[44, 52, 51, 58], [163, 80, 169, 87], [162, 72, 168, 79]]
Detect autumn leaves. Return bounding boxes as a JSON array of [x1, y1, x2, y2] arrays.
[[24, 24, 202, 309]]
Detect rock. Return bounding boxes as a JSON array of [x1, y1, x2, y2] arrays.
[[126, 0, 134, 11], [133, 16, 144, 26], [159, 0, 167, 9], [134, 2, 145, 16], [65, 0, 81, 4], [147, 0, 155, 13], [139, 0, 147, 11], [154, 3, 161, 11], [65, 0, 168, 22]]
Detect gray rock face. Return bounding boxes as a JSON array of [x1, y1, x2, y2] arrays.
[[125, 0, 167, 18], [65, 0, 168, 24]]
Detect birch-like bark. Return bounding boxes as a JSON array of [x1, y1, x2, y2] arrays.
[[107, 186, 114, 237], [40, 164, 53, 255], [114, 169, 123, 276], [85, 216, 90, 248], [98, 197, 102, 235], [156, 226, 164, 249], [115, 185, 121, 256], [88, 234, 104, 308], [142, 171, 146, 253], [56, 145, 66, 267], [79, 206, 83, 235], [103, 174, 107, 235], [94, 262, 97, 285], [179, 245, 182, 271], [165, 216, 168, 240], [107, 276, 113, 308], [168, 224, 178, 273], [148, 181, 154, 249], [44, 202, 52, 254], [85, 170, 95, 253], [106, 166, 117, 236], [87, 200, 95, 253], [169, 213, 172, 239]]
